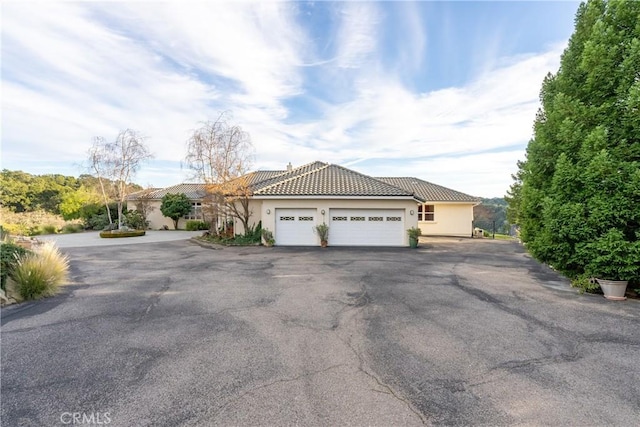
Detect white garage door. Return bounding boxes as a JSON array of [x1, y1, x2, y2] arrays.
[[275, 209, 317, 246], [329, 209, 405, 246]]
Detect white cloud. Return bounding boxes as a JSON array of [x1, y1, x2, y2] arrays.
[[1, 2, 565, 198], [335, 2, 380, 69]]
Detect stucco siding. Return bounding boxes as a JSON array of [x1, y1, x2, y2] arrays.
[[232, 199, 263, 235], [418, 203, 474, 237], [258, 198, 418, 246]]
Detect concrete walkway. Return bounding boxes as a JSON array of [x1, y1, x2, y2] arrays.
[[40, 230, 203, 248]]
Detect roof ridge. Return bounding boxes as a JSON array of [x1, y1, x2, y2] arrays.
[[255, 162, 329, 194], [330, 166, 421, 196]]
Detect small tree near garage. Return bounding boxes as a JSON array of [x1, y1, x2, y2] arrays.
[[160, 193, 192, 230]]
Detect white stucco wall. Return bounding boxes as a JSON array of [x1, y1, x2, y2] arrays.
[[418, 203, 475, 237], [231, 199, 263, 235], [257, 198, 419, 246]]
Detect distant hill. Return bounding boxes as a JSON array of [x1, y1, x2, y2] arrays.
[[473, 197, 509, 234], [0, 169, 142, 215]]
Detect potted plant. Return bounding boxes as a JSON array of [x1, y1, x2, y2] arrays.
[[582, 229, 640, 300], [407, 227, 422, 248], [261, 229, 275, 247], [314, 223, 329, 247]]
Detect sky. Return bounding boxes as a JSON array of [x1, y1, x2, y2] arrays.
[[1, 0, 580, 197]]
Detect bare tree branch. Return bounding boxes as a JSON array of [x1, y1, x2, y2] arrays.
[[87, 130, 153, 229], [183, 112, 255, 234]]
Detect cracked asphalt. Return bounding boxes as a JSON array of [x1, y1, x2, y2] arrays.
[[2, 237, 639, 426]]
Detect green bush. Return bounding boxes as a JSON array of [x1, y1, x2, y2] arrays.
[[81, 203, 119, 230], [186, 220, 210, 231], [124, 209, 148, 230], [11, 242, 69, 300], [40, 224, 57, 235], [99, 230, 146, 238], [60, 223, 84, 234], [1, 242, 30, 290], [261, 228, 274, 246]]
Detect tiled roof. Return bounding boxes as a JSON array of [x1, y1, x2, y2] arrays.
[[253, 163, 422, 200], [127, 183, 207, 200], [376, 177, 479, 203], [129, 162, 475, 203]]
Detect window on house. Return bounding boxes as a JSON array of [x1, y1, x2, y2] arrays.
[[184, 202, 203, 220], [418, 204, 434, 221]]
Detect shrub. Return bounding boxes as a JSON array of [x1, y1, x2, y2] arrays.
[[407, 227, 422, 239], [1, 242, 30, 291], [99, 230, 145, 238], [261, 229, 275, 246], [11, 242, 69, 300], [0, 207, 68, 236], [124, 209, 148, 230], [40, 224, 57, 235], [186, 220, 210, 231], [60, 223, 84, 234]]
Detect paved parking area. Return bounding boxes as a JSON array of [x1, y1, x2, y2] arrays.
[[2, 238, 638, 426]]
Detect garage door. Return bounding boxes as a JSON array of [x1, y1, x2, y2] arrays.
[[329, 209, 405, 246], [275, 209, 317, 246]]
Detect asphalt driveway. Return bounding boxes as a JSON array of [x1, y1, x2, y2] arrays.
[[2, 238, 638, 426]]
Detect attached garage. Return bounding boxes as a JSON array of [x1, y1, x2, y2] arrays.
[[329, 209, 405, 246], [275, 208, 317, 246]]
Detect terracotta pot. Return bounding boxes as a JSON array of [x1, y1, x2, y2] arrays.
[[320, 240, 328, 248], [596, 279, 628, 301]]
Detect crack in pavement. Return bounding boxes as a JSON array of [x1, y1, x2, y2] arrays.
[[211, 363, 346, 420], [135, 278, 171, 321], [334, 298, 429, 426]]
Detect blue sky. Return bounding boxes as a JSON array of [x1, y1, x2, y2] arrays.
[[1, 1, 579, 197]]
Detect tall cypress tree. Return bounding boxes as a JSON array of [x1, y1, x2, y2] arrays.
[[508, 0, 640, 287]]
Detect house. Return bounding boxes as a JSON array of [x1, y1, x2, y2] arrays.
[[128, 161, 479, 246]]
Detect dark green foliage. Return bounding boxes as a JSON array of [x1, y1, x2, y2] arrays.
[[186, 220, 209, 231], [1, 243, 30, 290], [244, 220, 262, 240], [99, 230, 146, 238], [0, 169, 142, 218], [60, 224, 84, 234], [0, 170, 80, 214], [124, 209, 148, 230], [474, 198, 510, 234], [203, 221, 263, 245], [507, 0, 640, 289], [81, 203, 120, 230], [160, 193, 192, 230]]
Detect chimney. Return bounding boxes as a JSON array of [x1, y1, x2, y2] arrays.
[[287, 162, 292, 172]]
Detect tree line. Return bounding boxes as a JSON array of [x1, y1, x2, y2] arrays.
[[506, 0, 640, 289]]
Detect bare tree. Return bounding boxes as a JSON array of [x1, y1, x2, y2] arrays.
[[183, 112, 254, 234], [132, 187, 157, 226], [88, 129, 153, 229]]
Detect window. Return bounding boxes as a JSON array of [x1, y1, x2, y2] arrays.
[[350, 216, 365, 221], [184, 202, 203, 220], [332, 216, 347, 221], [299, 216, 313, 221], [418, 204, 434, 222], [386, 216, 402, 222], [280, 216, 295, 221], [368, 216, 383, 221]]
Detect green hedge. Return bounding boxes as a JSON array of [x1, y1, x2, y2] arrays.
[[99, 230, 146, 238], [186, 220, 210, 231]]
